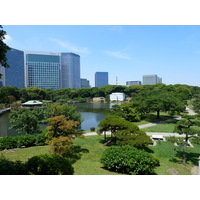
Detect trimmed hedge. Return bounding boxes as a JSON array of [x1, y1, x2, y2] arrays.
[[100, 145, 160, 175], [26, 154, 74, 175], [0, 154, 74, 175], [0, 133, 47, 150]]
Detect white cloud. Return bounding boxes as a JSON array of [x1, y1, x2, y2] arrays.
[[49, 38, 89, 55], [105, 50, 131, 60], [3, 34, 12, 43]]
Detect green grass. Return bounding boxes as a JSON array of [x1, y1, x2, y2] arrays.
[[1, 145, 50, 162], [1, 135, 200, 175], [149, 141, 200, 175], [142, 121, 178, 132], [73, 136, 122, 175]]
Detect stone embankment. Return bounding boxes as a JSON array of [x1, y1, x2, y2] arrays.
[[0, 108, 11, 116]]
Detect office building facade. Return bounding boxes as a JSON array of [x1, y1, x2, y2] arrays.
[[5, 49, 25, 88], [143, 74, 162, 85], [61, 53, 81, 89], [25, 51, 61, 90], [3, 49, 81, 90], [126, 81, 141, 86], [95, 72, 108, 87], [81, 78, 90, 88]]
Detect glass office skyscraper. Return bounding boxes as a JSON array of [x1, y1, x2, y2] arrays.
[[5, 49, 25, 88], [95, 72, 108, 87], [3, 49, 81, 90], [25, 52, 61, 90], [61, 53, 81, 89]]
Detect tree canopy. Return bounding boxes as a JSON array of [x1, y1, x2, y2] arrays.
[[132, 86, 186, 119], [0, 25, 11, 77], [174, 115, 200, 165]]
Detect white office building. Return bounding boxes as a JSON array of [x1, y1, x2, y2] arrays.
[[110, 92, 125, 101], [143, 74, 162, 85]]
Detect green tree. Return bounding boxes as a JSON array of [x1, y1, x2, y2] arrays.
[[110, 103, 141, 122], [174, 115, 200, 165], [20, 87, 46, 102], [133, 87, 186, 119], [0, 25, 11, 77], [9, 108, 41, 135], [44, 103, 81, 122], [98, 115, 130, 140], [192, 94, 200, 115], [98, 115, 150, 147], [115, 124, 152, 148], [0, 86, 20, 100]]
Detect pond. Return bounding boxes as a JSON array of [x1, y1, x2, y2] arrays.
[[0, 102, 119, 137]]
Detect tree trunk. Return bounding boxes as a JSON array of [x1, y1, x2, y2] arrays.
[[182, 134, 188, 165], [157, 110, 160, 119], [182, 144, 187, 165]]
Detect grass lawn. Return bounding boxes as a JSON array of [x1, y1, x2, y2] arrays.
[[141, 121, 178, 132], [148, 141, 200, 175], [1, 135, 199, 175]]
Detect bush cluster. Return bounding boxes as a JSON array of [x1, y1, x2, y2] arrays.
[[100, 145, 160, 175], [0, 154, 74, 175], [0, 133, 47, 150]]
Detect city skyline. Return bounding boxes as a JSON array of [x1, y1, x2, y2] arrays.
[[3, 25, 200, 87], [2, 49, 81, 90]]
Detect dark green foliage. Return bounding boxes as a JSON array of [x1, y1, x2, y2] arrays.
[[26, 154, 74, 175], [35, 132, 48, 146], [100, 145, 160, 175], [115, 126, 152, 148], [15, 134, 36, 148], [190, 137, 200, 145], [174, 115, 200, 164], [110, 103, 141, 122], [0, 136, 17, 150], [132, 85, 186, 119], [0, 155, 29, 175], [0, 25, 11, 74], [44, 103, 81, 122], [0, 133, 47, 150], [9, 108, 41, 135]]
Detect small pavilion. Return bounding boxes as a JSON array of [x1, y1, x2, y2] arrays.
[[21, 100, 43, 108]]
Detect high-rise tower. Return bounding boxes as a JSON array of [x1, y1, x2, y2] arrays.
[[95, 72, 108, 87]]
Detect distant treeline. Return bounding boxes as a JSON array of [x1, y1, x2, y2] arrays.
[[0, 83, 200, 104]]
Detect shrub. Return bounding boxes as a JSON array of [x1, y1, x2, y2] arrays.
[[100, 145, 159, 175], [190, 137, 200, 145], [16, 134, 36, 148], [26, 154, 74, 175], [115, 125, 152, 148], [35, 132, 48, 146], [48, 136, 75, 156], [0, 155, 29, 175], [0, 137, 18, 150]]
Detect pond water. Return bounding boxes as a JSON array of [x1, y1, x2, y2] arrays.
[[0, 103, 119, 137]]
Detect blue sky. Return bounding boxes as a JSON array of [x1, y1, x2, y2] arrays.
[[3, 25, 200, 87]]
